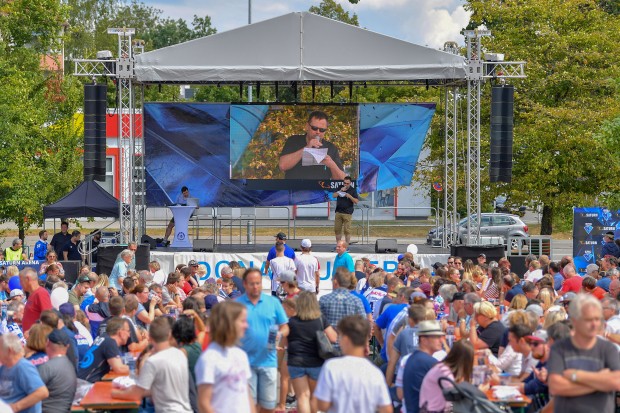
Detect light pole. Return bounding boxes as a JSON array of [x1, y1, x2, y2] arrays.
[[247, 0, 253, 102]]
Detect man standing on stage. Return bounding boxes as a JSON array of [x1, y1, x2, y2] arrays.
[[51, 221, 72, 259], [163, 186, 190, 246], [332, 175, 359, 244], [278, 110, 346, 180]]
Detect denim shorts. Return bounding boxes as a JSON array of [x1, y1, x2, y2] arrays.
[[249, 366, 278, 409], [288, 365, 322, 381]]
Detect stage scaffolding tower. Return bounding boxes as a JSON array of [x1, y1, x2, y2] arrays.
[[74, 28, 146, 244], [442, 31, 525, 246]]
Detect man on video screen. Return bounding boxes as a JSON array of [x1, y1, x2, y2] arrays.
[[278, 110, 346, 180]]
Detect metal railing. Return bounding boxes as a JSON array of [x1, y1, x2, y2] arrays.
[[79, 220, 119, 266], [506, 236, 552, 257], [291, 205, 367, 244], [363, 206, 436, 244]]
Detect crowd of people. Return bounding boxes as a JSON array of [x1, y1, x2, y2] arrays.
[[1, 231, 620, 413]]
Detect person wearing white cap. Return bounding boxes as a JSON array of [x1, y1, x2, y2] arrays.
[[9, 289, 24, 302], [294, 239, 320, 293]]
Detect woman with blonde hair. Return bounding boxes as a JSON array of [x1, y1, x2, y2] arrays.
[[95, 273, 110, 289], [286, 291, 337, 413], [472, 267, 487, 292], [537, 287, 554, 312], [469, 301, 505, 356], [543, 306, 567, 329]]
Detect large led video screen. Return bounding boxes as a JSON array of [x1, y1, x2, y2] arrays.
[[144, 102, 435, 207], [230, 104, 358, 189]]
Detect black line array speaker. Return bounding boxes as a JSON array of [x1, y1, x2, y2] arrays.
[[83, 83, 107, 181], [490, 85, 514, 183], [96, 244, 150, 275], [193, 239, 215, 252], [450, 245, 505, 263], [286, 239, 303, 251], [375, 239, 398, 253]]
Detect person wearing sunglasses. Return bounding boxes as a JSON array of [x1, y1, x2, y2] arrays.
[[278, 110, 346, 180]]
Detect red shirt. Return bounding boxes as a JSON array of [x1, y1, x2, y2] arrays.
[[182, 281, 192, 295], [561, 276, 583, 294], [22, 287, 52, 332], [591, 287, 607, 300]]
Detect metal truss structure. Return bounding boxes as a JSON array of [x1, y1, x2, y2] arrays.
[[73, 28, 526, 248], [74, 28, 146, 244], [441, 31, 525, 246]]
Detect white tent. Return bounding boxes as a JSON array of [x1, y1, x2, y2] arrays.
[[134, 12, 467, 83]]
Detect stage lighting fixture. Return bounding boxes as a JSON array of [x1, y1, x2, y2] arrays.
[[96, 50, 116, 76]]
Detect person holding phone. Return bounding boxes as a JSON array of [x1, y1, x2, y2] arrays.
[[332, 175, 359, 244], [279, 110, 346, 180]]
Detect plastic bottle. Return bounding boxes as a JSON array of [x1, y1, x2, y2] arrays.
[[446, 325, 455, 348], [125, 353, 137, 379], [267, 325, 280, 350]]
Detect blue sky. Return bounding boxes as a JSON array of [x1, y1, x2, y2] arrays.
[[142, 0, 471, 49]]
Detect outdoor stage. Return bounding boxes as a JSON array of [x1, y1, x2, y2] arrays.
[[150, 242, 450, 291]]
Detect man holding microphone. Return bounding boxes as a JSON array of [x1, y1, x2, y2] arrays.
[[332, 175, 359, 244]]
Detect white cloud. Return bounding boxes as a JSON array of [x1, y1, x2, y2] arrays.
[[417, 6, 470, 48], [143, 0, 471, 48]]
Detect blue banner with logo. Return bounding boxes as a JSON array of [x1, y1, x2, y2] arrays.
[[573, 207, 620, 273]]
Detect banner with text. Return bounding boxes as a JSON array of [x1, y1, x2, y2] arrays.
[[150, 251, 448, 291]]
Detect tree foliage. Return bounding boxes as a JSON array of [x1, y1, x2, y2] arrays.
[[0, 0, 83, 238], [309, 0, 359, 26], [64, 0, 216, 60], [465, 0, 620, 234]]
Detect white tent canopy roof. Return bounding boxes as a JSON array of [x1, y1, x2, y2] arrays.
[[134, 12, 467, 83]]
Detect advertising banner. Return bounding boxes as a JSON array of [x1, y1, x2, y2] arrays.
[[573, 207, 620, 272]]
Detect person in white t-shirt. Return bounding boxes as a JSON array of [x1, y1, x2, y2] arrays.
[[269, 242, 296, 296], [294, 239, 320, 293], [312, 314, 391, 413], [112, 317, 193, 413], [525, 260, 543, 283], [195, 301, 253, 413], [149, 261, 167, 286]]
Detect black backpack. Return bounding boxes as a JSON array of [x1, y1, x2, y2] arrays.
[[438, 377, 505, 413]]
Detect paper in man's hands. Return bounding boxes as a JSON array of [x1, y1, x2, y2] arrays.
[[302, 147, 328, 166]]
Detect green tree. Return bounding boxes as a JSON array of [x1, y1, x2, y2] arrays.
[[309, 0, 359, 26], [466, 0, 620, 234], [0, 1, 83, 240]]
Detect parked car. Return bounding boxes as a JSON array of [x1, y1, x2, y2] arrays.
[[494, 195, 527, 217], [427, 213, 529, 249]]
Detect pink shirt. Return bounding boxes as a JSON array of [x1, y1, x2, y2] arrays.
[[419, 362, 454, 412]]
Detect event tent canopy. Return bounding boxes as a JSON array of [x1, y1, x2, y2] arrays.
[[43, 180, 120, 218], [135, 12, 467, 83]]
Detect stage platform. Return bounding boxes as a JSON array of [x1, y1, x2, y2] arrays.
[[151, 242, 449, 255]]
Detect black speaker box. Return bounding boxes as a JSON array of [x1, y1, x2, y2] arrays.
[[508, 256, 528, 278], [96, 244, 150, 275], [83, 83, 107, 181], [193, 239, 214, 252], [490, 85, 514, 183], [58, 260, 82, 285], [286, 239, 303, 251], [450, 245, 505, 263], [375, 239, 398, 253]]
